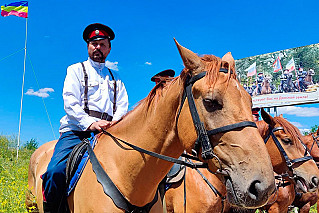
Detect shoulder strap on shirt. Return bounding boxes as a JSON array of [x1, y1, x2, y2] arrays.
[[81, 62, 89, 113], [108, 68, 117, 115]]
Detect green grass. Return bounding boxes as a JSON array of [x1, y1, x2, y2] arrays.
[[311, 204, 317, 213], [0, 136, 33, 213]]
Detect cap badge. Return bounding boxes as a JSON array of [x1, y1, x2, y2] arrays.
[[95, 30, 100, 35]]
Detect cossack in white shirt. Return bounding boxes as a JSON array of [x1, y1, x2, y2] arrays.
[[59, 57, 128, 133]]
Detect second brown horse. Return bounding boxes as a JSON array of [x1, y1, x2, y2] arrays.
[[165, 110, 319, 213]]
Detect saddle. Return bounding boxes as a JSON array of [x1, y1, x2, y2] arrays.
[[165, 156, 186, 184]]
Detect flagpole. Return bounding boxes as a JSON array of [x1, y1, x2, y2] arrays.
[[17, 17, 28, 159]]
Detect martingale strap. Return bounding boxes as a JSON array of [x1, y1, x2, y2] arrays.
[[84, 138, 158, 212]]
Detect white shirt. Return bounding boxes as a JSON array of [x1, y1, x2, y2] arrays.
[[59, 57, 129, 133]]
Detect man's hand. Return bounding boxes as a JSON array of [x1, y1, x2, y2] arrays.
[[88, 120, 116, 132]]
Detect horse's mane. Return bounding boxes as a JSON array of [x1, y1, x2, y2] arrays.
[[273, 116, 303, 143], [256, 116, 303, 144]]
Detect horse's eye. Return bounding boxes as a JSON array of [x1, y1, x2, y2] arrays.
[[282, 138, 292, 145], [203, 98, 222, 112]]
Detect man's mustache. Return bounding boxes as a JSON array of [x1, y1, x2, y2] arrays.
[[93, 49, 103, 56]]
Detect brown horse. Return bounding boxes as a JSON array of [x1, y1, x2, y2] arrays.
[[254, 115, 319, 213], [261, 76, 272, 95], [26, 40, 276, 212], [26, 140, 57, 212], [289, 127, 319, 213], [165, 110, 319, 213], [304, 69, 315, 87], [303, 127, 319, 165]]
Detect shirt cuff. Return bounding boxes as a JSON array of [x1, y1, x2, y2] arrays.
[[79, 116, 97, 131]]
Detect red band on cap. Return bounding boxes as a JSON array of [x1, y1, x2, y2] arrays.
[[88, 29, 109, 39]]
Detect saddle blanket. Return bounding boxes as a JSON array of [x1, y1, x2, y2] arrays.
[[66, 134, 98, 196]]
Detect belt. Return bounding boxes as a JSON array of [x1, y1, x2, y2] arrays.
[[87, 110, 113, 121]]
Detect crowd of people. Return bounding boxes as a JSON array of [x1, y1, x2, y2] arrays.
[[243, 68, 316, 96]]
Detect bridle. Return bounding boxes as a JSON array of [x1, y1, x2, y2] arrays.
[[264, 125, 313, 180], [85, 68, 259, 212], [309, 133, 319, 155], [176, 68, 257, 164]]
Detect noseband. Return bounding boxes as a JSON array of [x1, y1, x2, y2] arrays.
[[264, 125, 312, 176], [177, 69, 257, 160]]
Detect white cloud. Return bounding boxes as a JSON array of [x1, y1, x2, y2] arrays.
[[300, 129, 311, 134], [105, 60, 119, 71], [290, 121, 303, 128], [277, 106, 319, 117], [25, 88, 54, 98], [145, 62, 152, 65]]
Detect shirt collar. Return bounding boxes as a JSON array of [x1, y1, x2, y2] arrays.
[[88, 57, 105, 70]]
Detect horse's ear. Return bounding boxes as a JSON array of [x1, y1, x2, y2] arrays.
[[279, 114, 284, 118], [316, 126, 319, 135], [261, 108, 276, 128], [174, 38, 205, 76], [221, 52, 235, 70]]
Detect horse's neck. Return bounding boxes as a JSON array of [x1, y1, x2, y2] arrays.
[[97, 78, 185, 205], [306, 75, 312, 82]]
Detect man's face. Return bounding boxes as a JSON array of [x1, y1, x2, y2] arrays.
[[87, 39, 111, 63], [253, 114, 259, 122]]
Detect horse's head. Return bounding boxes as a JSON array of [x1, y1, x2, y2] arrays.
[[302, 127, 319, 165], [308, 69, 315, 76], [262, 76, 271, 85], [259, 110, 319, 193], [174, 40, 275, 208]]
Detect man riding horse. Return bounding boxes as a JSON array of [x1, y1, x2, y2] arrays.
[[296, 67, 308, 91], [279, 69, 297, 93], [41, 23, 129, 212], [255, 72, 264, 95]]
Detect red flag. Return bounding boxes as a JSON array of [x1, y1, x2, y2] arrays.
[[273, 56, 282, 73]]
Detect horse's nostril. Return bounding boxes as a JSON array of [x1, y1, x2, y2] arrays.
[[248, 180, 262, 200], [312, 176, 319, 187]]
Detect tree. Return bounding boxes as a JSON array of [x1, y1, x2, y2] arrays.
[[303, 125, 318, 135], [24, 138, 38, 150]]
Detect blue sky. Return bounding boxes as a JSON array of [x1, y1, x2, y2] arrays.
[[0, 0, 319, 146]]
